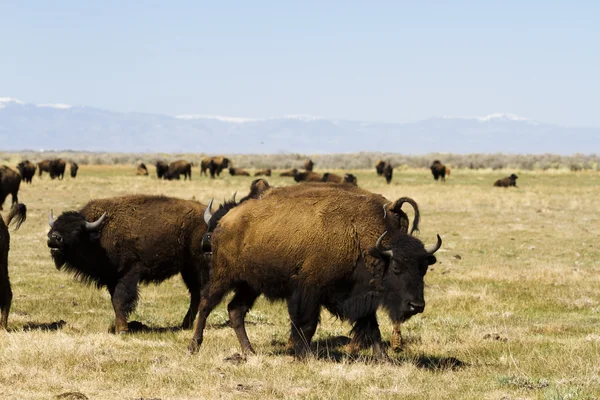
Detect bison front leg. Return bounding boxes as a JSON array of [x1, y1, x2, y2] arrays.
[[390, 321, 403, 352], [180, 266, 204, 329], [188, 283, 229, 354], [107, 272, 140, 334], [348, 314, 389, 362], [0, 278, 12, 330], [287, 290, 320, 359], [228, 283, 260, 356]]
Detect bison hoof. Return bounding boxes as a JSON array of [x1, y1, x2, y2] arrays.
[[188, 339, 202, 354]]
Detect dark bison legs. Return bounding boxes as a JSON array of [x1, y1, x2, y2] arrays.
[[228, 283, 260, 355], [287, 289, 321, 358], [180, 267, 203, 329], [347, 314, 389, 361], [0, 264, 11, 329], [107, 270, 141, 333], [188, 283, 230, 353]]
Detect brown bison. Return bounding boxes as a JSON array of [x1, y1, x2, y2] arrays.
[[494, 174, 518, 188], [136, 163, 149, 176], [70, 162, 79, 178], [47, 195, 210, 333], [375, 160, 386, 176], [189, 183, 440, 361], [164, 160, 192, 180], [0, 203, 27, 330], [229, 167, 250, 176], [37, 159, 52, 178], [50, 159, 67, 180], [201, 157, 230, 178], [321, 172, 343, 183], [155, 161, 169, 179], [304, 159, 314, 171], [0, 166, 21, 211], [254, 169, 271, 177], [343, 173, 358, 186], [279, 168, 297, 177], [430, 160, 449, 182], [383, 162, 393, 184], [293, 170, 322, 182], [17, 161, 36, 184]]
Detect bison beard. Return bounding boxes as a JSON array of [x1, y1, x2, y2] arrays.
[[47, 195, 209, 333], [189, 183, 440, 361]]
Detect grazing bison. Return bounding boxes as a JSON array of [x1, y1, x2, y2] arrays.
[[136, 163, 149, 176], [383, 162, 393, 184], [375, 160, 386, 176], [37, 159, 52, 178], [189, 183, 439, 361], [430, 160, 449, 182], [70, 162, 79, 178], [201, 157, 230, 178], [165, 160, 192, 181], [293, 170, 322, 182], [279, 168, 297, 177], [155, 161, 169, 179], [304, 159, 314, 171], [494, 174, 518, 188], [0, 166, 21, 211], [229, 167, 250, 177], [47, 195, 210, 333], [254, 168, 271, 177], [0, 203, 27, 330], [17, 161, 36, 184], [50, 159, 67, 180]]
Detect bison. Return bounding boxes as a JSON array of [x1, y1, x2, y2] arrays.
[[279, 168, 297, 177], [47, 195, 210, 333], [343, 173, 358, 186], [321, 172, 343, 183], [136, 163, 149, 176], [494, 174, 518, 188], [430, 160, 449, 182], [165, 160, 192, 180], [254, 169, 271, 177], [201, 157, 230, 178], [0, 203, 27, 330], [375, 160, 386, 176], [50, 159, 66, 180], [293, 170, 322, 182], [155, 161, 169, 179], [304, 159, 314, 171], [0, 166, 21, 211], [189, 183, 440, 361], [17, 161, 36, 184], [70, 162, 79, 178], [229, 167, 250, 177], [37, 159, 52, 178], [383, 162, 393, 184]]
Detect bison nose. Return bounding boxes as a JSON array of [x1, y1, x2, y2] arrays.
[[408, 301, 425, 314], [50, 233, 63, 243]]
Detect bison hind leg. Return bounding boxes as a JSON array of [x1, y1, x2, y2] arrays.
[[287, 289, 321, 359], [0, 279, 11, 330], [227, 283, 261, 355]]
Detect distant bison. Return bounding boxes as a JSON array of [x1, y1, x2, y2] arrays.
[[189, 183, 440, 360], [229, 167, 250, 176], [70, 162, 79, 178], [304, 159, 314, 171], [293, 170, 322, 182], [155, 161, 169, 179], [321, 172, 343, 183], [254, 169, 271, 177], [37, 159, 53, 178], [136, 163, 149, 176], [383, 162, 393, 184], [17, 161, 36, 184], [0, 166, 21, 211], [165, 160, 192, 180], [47, 195, 210, 333], [343, 173, 358, 186], [494, 174, 518, 188], [50, 159, 67, 180], [430, 160, 449, 182], [375, 160, 386, 176], [279, 168, 297, 177], [201, 157, 230, 178], [0, 203, 27, 330]]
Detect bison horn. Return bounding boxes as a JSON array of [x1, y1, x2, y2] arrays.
[[375, 231, 394, 258], [85, 212, 107, 231], [232, 192, 237, 203], [425, 234, 442, 254], [48, 209, 55, 228], [204, 198, 214, 225]]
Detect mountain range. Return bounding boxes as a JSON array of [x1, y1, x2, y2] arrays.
[[0, 97, 597, 154]]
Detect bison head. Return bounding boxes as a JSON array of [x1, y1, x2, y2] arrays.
[[373, 231, 441, 323], [47, 210, 107, 270]]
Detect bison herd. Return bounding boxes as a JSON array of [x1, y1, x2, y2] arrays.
[[0, 156, 521, 363]]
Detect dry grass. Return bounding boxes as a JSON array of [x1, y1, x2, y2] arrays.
[[1, 165, 599, 399]]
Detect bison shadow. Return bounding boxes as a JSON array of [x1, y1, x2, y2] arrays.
[[109, 321, 183, 334], [20, 320, 67, 332]]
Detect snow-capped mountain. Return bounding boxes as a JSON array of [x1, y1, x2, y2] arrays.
[[0, 98, 597, 154]]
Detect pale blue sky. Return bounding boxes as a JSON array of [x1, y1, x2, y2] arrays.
[[1, 1, 598, 126]]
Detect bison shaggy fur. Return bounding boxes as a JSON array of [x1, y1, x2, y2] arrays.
[[430, 160, 449, 182]]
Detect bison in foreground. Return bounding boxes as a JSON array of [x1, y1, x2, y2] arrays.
[[0, 166, 21, 210], [189, 183, 440, 361], [0, 203, 27, 329], [494, 174, 518, 188], [47, 195, 210, 333], [430, 160, 449, 182], [17, 161, 36, 184]]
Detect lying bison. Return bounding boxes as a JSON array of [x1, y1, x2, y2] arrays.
[[165, 160, 192, 180], [70, 162, 79, 178], [322, 173, 358, 186], [279, 168, 297, 177], [293, 170, 322, 182], [17, 161, 36, 184], [430, 160, 449, 182], [136, 163, 149, 176], [0, 166, 21, 211], [343, 173, 358, 186], [254, 169, 271, 177], [494, 174, 518, 188], [189, 183, 440, 361], [229, 167, 250, 176], [47, 195, 210, 333], [0, 203, 27, 329]]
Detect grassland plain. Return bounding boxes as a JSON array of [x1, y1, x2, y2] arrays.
[[0, 165, 599, 400]]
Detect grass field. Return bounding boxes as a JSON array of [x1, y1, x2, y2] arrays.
[[1, 165, 599, 399]]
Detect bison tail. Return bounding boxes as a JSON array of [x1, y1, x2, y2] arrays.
[[390, 197, 420, 235], [5, 203, 26, 230]]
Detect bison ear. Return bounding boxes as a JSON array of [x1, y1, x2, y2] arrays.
[[386, 197, 420, 235]]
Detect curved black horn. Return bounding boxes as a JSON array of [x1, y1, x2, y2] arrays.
[[85, 212, 107, 231], [425, 234, 442, 254], [375, 231, 394, 258], [48, 210, 55, 228], [204, 199, 214, 225]]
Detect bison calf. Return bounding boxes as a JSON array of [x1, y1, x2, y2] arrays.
[[47, 195, 209, 333]]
